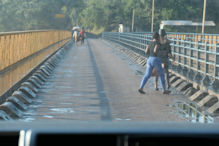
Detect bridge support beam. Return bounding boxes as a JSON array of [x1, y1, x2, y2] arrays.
[[212, 79, 219, 92], [7, 96, 28, 112], [183, 87, 198, 96], [0, 102, 23, 119], [176, 82, 193, 92], [0, 110, 12, 120], [201, 75, 211, 87], [194, 72, 203, 84], [197, 95, 218, 108], [176, 64, 182, 74], [12, 91, 32, 105], [188, 69, 195, 80], [189, 90, 208, 102], [182, 66, 188, 77]]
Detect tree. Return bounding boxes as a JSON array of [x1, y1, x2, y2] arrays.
[[0, 0, 218, 33]]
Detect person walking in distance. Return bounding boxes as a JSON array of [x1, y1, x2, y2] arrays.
[[79, 28, 85, 45], [138, 32, 170, 94], [73, 30, 78, 46], [154, 29, 174, 90]]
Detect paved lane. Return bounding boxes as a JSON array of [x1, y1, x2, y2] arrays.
[[21, 39, 185, 122]]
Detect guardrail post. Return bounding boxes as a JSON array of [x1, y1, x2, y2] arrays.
[[177, 64, 182, 74], [188, 69, 195, 80], [188, 40, 194, 80], [170, 39, 177, 71], [145, 34, 147, 46], [182, 40, 188, 76], [118, 32, 120, 43], [194, 41, 203, 84], [178, 40, 181, 65], [102, 32, 104, 39], [205, 42, 209, 74], [194, 72, 203, 85], [202, 42, 210, 87], [212, 78, 219, 92], [212, 44, 219, 92], [140, 34, 143, 50]]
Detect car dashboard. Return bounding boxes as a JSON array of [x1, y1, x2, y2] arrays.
[[0, 121, 219, 146]]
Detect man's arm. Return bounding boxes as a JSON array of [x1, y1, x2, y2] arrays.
[[145, 45, 149, 54]]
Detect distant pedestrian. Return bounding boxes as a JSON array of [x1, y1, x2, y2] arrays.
[[138, 32, 170, 94], [73, 30, 78, 45], [79, 28, 86, 45], [154, 29, 174, 90], [71, 27, 74, 38]]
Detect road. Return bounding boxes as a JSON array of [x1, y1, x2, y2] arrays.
[[21, 39, 185, 122]]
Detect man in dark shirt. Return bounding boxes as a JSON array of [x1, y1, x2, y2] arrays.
[[154, 29, 173, 90]]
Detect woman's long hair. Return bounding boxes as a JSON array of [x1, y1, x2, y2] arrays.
[[153, 32, 159, 42]]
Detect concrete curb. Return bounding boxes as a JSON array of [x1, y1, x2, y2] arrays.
[[207, 103, 219, 114], [43, 64, 54, 71], [170, 76, 180, 84], [171, 79, 184, 88], [40, 67, 51, 75], [0, 102, 23, 119], [0, 110, 12, 120], [189, 90, 208, 101], [33, 73, 46, 82], [31, 75, 44, 85], [183, 87, 198, 96], [197, 95, 218, 108], [35, 70, 49, 80], [47, 60, 56, 68], [21, 82, 38, 93], [7, 96, 28, 111], [27, 78, 41, 89], [18, 86, 36, 99], [12, 91, 32, 105], [176, 81, 193, 92]]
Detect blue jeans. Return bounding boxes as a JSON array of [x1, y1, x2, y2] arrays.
[[140, 56, 166, 91]]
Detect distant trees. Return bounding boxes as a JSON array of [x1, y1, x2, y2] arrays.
[[0, 0, 85, 31], [0, 0, 218, 33], [78, 0, 219, 33]]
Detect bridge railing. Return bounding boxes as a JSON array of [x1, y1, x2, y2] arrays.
[[0, 30, 71, 71], [168, 32, 219, 44], [102, 32, 219, 92]]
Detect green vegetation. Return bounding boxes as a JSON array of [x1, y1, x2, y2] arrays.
[[0, 0, 218, 33]]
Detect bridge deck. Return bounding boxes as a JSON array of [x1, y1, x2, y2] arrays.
[[21, 39, 184, 122]]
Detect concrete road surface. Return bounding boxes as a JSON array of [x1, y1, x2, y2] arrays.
[[21, 39, 186, 122]]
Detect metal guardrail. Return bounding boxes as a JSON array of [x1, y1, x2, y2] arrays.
[[0, 30, 71, 71], [167, 32, 219, 44], [0, 40, 73, 104], [172, 100, 214, 123], [102, 32, 219, 92]]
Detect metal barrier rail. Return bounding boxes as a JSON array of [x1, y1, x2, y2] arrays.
[[102, 32, 219, 92], [127, 32, 219, 44], [167, 32, 219, 45], [127, 32, 219, 43], [0, 30, 71, 71], [173, 100, 214, 123]]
